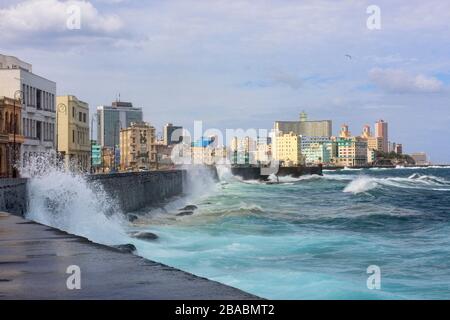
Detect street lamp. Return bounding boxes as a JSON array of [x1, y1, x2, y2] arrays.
[[113, 119, 123, 172], [90, 113, 98, 174], [12, 90, 23, 178]]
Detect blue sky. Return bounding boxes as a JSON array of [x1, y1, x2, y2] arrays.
[[1, 0, 450, 162]]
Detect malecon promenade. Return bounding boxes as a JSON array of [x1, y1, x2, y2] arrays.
[[0, 170, 259, 300]]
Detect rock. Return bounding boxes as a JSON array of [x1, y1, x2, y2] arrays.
[[180, 205, 198, 211], [131, 232, 159, 241], [176, 211, 194, 217], [127, 214, 138, 222], [113, 244, 136, 253]]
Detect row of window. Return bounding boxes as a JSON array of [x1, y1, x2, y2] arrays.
[[72, 107, 87, 123], [72, 127, 89, 146], [22, 84, 55, 112], [22, 118, 54, 142]]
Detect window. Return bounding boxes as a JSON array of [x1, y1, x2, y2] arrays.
[[79, 112, 82, 122], [83, 113, 86, 123], [72, 107, 75, 118], [73, 130, 75, 143]]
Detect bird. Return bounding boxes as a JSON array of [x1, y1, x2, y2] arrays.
[[345, 54, 352, 60]]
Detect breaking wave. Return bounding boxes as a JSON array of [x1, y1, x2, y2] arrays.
[[344, 173, 450, 194]]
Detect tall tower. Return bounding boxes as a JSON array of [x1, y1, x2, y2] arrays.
[[375, 120, 388, 153], [300, 111, 308, 122], [340, 124, 350, 138], [362, 125, 371, 138]]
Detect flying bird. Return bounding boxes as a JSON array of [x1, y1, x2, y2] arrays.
[[345, 54, 352, 60]]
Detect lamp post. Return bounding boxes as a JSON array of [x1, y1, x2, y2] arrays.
[[90, 113, 98, 174], [113, 119, 123, 172], [56, 103, 67, 162], [12, 90, 23, 178]]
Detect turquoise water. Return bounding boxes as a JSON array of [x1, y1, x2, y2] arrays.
[[130, 167, 450, 299]]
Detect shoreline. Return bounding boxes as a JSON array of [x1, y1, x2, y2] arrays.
[[0, 212, 260, 300]]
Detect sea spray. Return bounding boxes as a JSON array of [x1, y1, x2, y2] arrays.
[[22, 153, 128, 245]]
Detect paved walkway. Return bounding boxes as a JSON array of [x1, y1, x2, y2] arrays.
[[0, 212, 259, 300]]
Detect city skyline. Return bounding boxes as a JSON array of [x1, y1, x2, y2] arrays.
[[1, 0, 449, 162]]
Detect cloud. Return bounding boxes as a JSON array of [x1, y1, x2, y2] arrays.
[[369, 68, 444, 93], [0, 0, 124, 44]]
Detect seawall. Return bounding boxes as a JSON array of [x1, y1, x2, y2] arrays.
[[0, 178, 27, 216], [0, 170, 186, 216]]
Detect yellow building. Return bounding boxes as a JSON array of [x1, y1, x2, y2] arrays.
[[56, 95, 90, 172], [336, 136, 368, 167], [120, 122, 156, 171], [274, 132, 304, 166]]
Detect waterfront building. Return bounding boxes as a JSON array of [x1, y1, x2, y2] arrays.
[[191, 136, 216, 165], [120, 122, 156, 171], [230, 136, 257, 165], [101, 147, 114, 173], [0, 54, 56, 164], [256, 136, 272, 164], [163, 123, 183, 145], [91, 142, 102, 172], [411, 152, 428, 165], [274, 132, 304, 167], [375, 119, 388, 153], [335, 126, 368, 167], [395, 143, 403, 155], [359, 124, 383, 164], [0, 97, 24, 177], [56, 95, 90, 172], [300, 136, 335, 165], [97, 101, 143, 148], [274, 111, 332, 138]]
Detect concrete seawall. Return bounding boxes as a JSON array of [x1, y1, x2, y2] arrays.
[[0, 178, 27, 216], [87, 170, 186, 212], [0, 170, 186, 216]]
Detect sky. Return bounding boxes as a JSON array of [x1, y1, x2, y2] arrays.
[[1, 0, 450, 162]]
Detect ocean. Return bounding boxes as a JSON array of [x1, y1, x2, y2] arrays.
[[26, 165, 450, 299]]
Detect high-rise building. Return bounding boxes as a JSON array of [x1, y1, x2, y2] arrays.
[[163, 123, 183, 145], [274, 132, 303, 166], [120, 122, 156, 171], [0, 54, 56, 164], [56, 95, 90, 172], [97, 101, 143, 148], [395, 144, 403, 155], [335, 136, 368, 167], [300, 136, 335, 165], [0, 97, 24, 177], [274, 112, 332, 137], [339, 124, 350, 138], [375, 119, 388, 153]]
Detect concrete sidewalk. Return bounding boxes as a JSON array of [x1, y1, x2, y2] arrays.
[[0, 212, 259, 300]]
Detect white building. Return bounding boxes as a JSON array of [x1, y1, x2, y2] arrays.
[[0, 54, 56, 164]]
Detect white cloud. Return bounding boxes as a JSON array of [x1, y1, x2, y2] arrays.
[[369, 68, 444, 93], [0, 0, 123, 38]]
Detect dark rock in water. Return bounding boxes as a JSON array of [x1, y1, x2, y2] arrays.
[[113, 244, 136, 253], [131, 232, 159, 241], [127, 214, 138, 222], [180, 205, 197, 211], [176, 211, 194, 217]]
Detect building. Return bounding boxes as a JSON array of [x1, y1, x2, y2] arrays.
[[300, 136, 335, 165], [97, 101, 143, 148], [0, 54, 56, 165], [256, 136, 272, 164], [360, 124, 383, 164], [56, 95, 90, 172], [91, 142, 102, 172], [274, 111, 332, 137], [101, 147, 114, 173], [375, 119, 388, 153], [335, 125, 368, 166], [163, 123, 183, 145], [274, 132, 304, 166], [230, 136, 257, 165], [191, 136, 216, 165], [120, 122, 156, 171], [395, 144, 403, 155], [0, 97, 24, 177], [411, 152, 428, 165]]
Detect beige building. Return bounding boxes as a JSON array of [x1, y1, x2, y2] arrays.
[[275, 112, 332, 137], [120, 122, 156, 171], [56, 95, 90, 172], [336, 136, 368, 167], [274, 132, 304, 166]]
